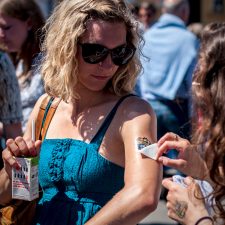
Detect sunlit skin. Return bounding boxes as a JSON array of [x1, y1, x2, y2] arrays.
[[0, 13, 30, 52], [76, 20, 126, 93]]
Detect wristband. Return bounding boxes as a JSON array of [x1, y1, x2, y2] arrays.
[[195, 216, 214, 225]]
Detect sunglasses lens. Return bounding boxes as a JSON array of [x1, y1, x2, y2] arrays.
[[81, 44, 108, 64], [112, 44, 136, 66], [80, 43, 136, 65]]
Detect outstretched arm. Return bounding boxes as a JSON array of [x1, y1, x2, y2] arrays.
[[85, 98, 162, 225]]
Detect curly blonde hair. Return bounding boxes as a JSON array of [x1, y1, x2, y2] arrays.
[[41, 0, 142, 101]]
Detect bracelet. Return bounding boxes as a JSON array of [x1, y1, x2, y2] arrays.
[[195, 216, 214, 225]]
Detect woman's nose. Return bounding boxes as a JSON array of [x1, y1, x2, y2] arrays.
[[99, 53, 115, 69]]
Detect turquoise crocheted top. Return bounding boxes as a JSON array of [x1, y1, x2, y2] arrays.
[[35, 95, 133, 225]]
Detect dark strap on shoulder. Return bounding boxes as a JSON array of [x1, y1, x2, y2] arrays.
[[35, 96, 61, 141], [91, 94, 135, 145]]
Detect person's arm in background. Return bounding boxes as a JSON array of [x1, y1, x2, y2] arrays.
[[0, 52, 23, 140], [85, 97, 162, 225]]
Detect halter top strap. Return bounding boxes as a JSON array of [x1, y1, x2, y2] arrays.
[[90, 94, 135, 146]]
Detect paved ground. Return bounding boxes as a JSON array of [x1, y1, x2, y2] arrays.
[[139, 200, 178, 225]]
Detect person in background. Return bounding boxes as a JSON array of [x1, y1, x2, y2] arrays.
[[0, 0, 162, 224], [34, 0, 55, 19], [138, 0, 199, 177], [138, 1, 158, 32], [156, 22, 225, 224], [0, 51, 22, 168], [0, 0, 45, 132], [187, 22, 204, 40]]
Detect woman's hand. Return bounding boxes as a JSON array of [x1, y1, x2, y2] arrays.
[[162, 177, 210, 225], [156, 132, 207, 179], [2, 136, 42, 178]]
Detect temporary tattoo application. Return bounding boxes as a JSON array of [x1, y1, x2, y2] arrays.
[[136, 137, 152, 150]]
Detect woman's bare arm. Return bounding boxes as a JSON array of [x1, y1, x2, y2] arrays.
[[85, 98, 162, 225]]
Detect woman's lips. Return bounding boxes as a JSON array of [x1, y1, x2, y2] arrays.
[[91, 74, 110, 80]]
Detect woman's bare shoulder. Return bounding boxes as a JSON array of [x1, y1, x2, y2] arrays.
[[118, 95, 155, 120]]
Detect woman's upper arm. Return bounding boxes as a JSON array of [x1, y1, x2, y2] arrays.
[[23, 93, 48, 139], [121, 98, 162, 195]]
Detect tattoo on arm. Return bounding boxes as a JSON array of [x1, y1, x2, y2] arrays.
[[136, 137, 152, 150]]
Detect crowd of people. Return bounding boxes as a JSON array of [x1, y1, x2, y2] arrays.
[[0, 0, 224, 224]]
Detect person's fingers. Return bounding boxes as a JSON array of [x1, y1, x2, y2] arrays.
[[157, 132, 177, 146], [166, 201, 173, 210], [162, 177, 174, 190], [157, 133, 190, 159], [167, 209, 182, 224], [159, 140, 184, 153], [6, 137, 40, 158], [157, 155, 170, 163], [6, 138, 21, 157], [184, 176, 195, 186], [14, 136, 29, 156], [2, 147, 20, 170], [34, 140, 42, 156], [167, 209, 174, 219], [3, 137, 41, 179], [186, 178, 204, 199], [158, 156, 187, 171], [156, 141, 174, 159], [156, 140, 186, 160], [25, 139, 36, 156]]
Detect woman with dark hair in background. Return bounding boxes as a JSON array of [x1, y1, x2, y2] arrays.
[[156, 22, 225, 224], [0, 0, 45, 132]]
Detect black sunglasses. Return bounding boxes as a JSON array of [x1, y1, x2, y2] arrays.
[[78, 42, 136, 66]]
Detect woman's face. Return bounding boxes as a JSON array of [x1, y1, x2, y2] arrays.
[[0, 13, 30, 53], [77, 20, 127, 92]]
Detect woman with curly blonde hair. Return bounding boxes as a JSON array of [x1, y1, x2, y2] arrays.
[[156, 22, 225, 224], [0, 0, 162, 224]]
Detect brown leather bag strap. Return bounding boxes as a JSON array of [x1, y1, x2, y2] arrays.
[[35, 95, 61, 141], [35, 96, 50, 141]]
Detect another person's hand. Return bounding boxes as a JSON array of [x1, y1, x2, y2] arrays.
[[162, 177, 211, 225], [2, 137, 42, 178], [156, 132, 207, 179]]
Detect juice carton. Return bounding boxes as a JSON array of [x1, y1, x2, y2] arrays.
[[12, 156, 39, 201]]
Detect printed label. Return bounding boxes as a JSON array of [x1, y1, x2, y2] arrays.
[[12, 157, 39, 201]]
